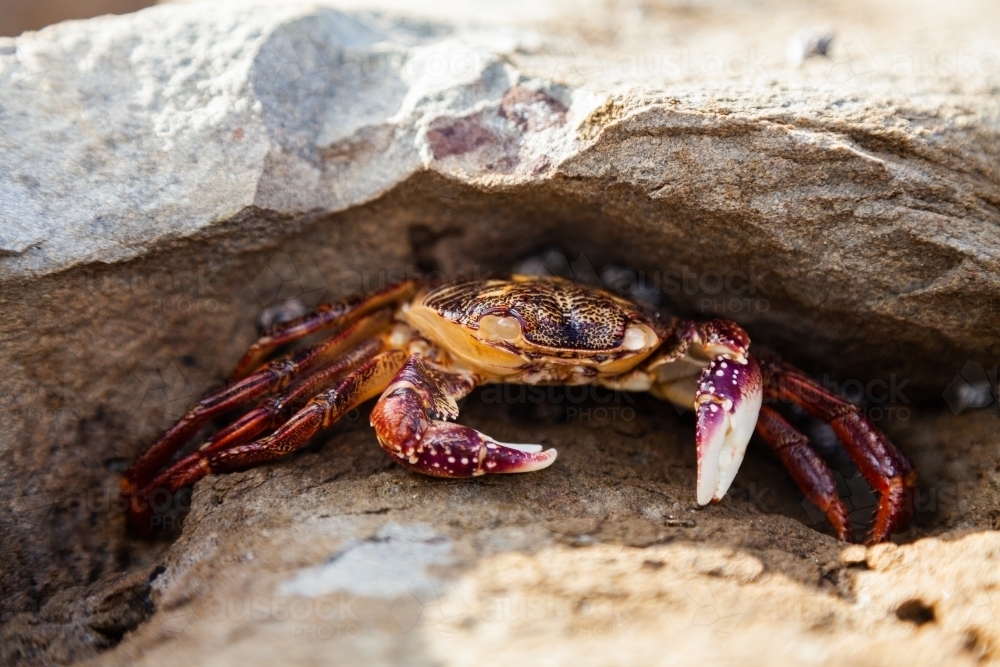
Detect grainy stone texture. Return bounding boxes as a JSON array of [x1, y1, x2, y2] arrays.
[[1, 0, 999, 665]]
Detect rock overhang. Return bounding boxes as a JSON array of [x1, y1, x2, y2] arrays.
[[1, 3, 1000, 664]]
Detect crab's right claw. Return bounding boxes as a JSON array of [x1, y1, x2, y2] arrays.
[[695, 355, 763, 505]]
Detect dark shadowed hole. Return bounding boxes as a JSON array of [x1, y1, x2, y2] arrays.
[[895, 599, 936, 625]]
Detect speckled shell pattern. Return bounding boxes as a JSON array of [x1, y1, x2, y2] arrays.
[[415, 276, 663, 352]]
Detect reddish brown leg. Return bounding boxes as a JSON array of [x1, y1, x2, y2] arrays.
[[758, 357, 916, 544], [129, 350, 408, 534], [122, 309, 392, 497], [371, 356, 557, 477], [198, 336, 384, 456], [229, 279, 420, 380], [755, 406, 851, 541], [126, 336, 384, 533]]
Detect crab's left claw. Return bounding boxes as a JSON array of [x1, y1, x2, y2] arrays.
[[370, 355, 558, 479], [694, 355, 763, 505]]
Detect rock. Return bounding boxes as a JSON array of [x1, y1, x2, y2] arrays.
[[2, 0, 999, 392], [7, 399, 998, 666], [1, 0, 999, 665]]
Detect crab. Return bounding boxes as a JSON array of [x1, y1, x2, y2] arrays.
[[122, 276, 916, 543]]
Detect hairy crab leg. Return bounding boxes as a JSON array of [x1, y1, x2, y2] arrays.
[[229, 279, 420, 381], [127, 350, 409, 534], [759, 358, 915, 544], [121, 309, 392, 496], [754, 405, 851, 541], [370, 356, 557, 477]]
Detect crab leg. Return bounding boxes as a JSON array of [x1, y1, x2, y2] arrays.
[[229, 279, 420, 380], [196, 336, 383, 456], [755, 405, 851, 541], [759, 358, 915, 544], [127, 350, 408, 531], [125, 337, 387, 533], [121, 309, 392, 495], [370, 356, 557, 477]]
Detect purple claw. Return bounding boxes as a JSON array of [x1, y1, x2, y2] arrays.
[[382, 420, 557, 478], [370, 357, 557, 479], [695, 355, 763, 505]]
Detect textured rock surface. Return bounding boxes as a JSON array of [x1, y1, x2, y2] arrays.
[[2, 0, 999, 390], [1, 0, 999, 665], [7, 402, 1000, 666]]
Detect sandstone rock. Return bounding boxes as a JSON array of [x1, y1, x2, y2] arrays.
[[1, 0, 999, 665], [7, 401, 998, 666]]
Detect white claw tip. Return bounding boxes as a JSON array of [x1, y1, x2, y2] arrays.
[[518, 448, 558, 472], [696, 381, 763, 505], [493, 440, 543, 453]]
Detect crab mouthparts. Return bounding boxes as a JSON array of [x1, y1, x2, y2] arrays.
[[694, 357, 763, 505]]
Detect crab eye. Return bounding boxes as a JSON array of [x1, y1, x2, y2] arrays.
[[623, 324, 656, 351], [495, 316, 521, 341], [480, 315, 522, 342]]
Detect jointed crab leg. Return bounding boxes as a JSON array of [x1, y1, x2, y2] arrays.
[[197, 337, 385, 457], [371, 356, 558, 477], [229, 279, 420, 380], [138, 349, 407, 507], [125, 337, 388, 533], [759, 358, 915, 544], [121, 309, 393, 495], [754, 405, 851, 541]]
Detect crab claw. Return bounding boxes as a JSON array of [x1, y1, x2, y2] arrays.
[[385, 421, 558, 478], [370, 356, 557, 479], [694, 355, 762, 505]]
